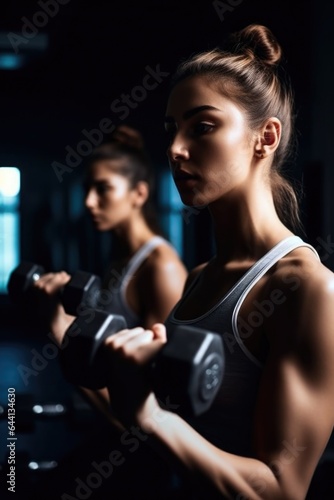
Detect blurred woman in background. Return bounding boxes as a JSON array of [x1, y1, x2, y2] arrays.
[[37, 124, 188, 338], [32, 125, 188, 499]]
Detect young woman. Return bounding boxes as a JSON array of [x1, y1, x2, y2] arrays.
[[35, 125, 188, 337], [83, 125, 188, 329], [99, 25, 334, 499]]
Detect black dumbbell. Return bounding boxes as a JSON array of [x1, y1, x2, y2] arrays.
[[7, 261, 101, 316], [59, 310, 225, 417]]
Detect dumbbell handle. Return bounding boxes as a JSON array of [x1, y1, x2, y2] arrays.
[[30, 270, 43, 283]]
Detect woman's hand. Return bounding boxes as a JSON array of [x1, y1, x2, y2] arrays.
[[33, 271, 75, 346], [103, 323, 167, 427]]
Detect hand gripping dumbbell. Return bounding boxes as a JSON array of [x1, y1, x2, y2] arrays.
[[59, 310, 225, 417], [7, 262, 101, 316]]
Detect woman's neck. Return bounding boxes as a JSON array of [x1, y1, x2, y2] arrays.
[[113, 215, 156, 257], [208, 187, 294, 265]]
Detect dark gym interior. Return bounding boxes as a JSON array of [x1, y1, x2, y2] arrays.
[[1, 1, 334, 498]]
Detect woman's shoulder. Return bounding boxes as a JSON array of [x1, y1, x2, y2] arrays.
[[271, 245, 334, 295], [143, 239, 187, 271], [264, 245, 334, 344], [135, 240, 188, 319], [139, 239, 188, 290]]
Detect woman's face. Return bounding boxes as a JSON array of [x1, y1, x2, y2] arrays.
[[84, 160, 137, 231], [165, 75, 257, 207]]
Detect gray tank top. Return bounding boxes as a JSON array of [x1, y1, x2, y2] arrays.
[[164, 236, 320, 457], [101, 236, 169, 328]]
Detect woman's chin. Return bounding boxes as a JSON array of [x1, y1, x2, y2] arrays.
[[180, 192, 208, 209], [92, 221, 110, 231]]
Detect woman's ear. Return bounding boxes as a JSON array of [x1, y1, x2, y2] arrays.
[[132, 181, 149, 209], [254, 117, 281, 159]]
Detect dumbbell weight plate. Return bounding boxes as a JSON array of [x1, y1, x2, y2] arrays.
[[7, 262, 45, 305], [60, 310, 127, 389], [61, 271, 101, 316], [199, 352, 223, 402], [153, 326, 225, 417]]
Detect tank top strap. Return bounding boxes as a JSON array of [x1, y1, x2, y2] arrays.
[[231, 235, 320, 316], [230, 236, 320, 365], [120, 236, 168, 291], [168, 235, 320, 325]]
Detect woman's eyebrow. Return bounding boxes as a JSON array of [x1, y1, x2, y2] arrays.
[[164, 105, 222, 123]]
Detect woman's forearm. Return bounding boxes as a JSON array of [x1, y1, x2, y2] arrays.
[[78, 386, 125, 431], [137, 397, 281, 500], [49, 308, 75, 347]]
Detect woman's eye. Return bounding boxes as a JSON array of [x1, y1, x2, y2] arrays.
[[193, 122, 214, 136], [96, 184, 110, 195], [164, 125, 177, 140]]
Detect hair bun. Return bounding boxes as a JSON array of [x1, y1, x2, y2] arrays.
[[228, 24, 282, 67], [111, 125, 145, 150]]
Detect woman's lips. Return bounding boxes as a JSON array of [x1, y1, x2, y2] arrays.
[[173, 170, 199, 189], [90, 214, 101, 223]]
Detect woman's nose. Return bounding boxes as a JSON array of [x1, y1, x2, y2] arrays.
[[166, 135, 190, 164], [84, 189, 97, 210]]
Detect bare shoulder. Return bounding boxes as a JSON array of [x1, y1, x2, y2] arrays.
[[138, 241, 188, 300], [270, 245, 334, 300], [264, 245, 334, 352], [143, 241, 188, 277], [137, 241, 188, 322]]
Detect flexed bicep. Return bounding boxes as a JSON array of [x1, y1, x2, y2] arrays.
[[252, 269, 334, 499]]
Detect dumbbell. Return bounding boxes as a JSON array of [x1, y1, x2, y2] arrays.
[[59, 310, 225, 417], [7, 261, 101, 316]]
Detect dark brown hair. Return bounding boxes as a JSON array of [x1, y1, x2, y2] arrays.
[[85, 125, 162, 235], [171, 24, 301, 232]]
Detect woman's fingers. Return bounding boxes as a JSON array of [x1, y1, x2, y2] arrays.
[[125, 330, 155, 353], [105, 327, 146, 349], [33, 271, 71, 295], [151, 323, 167, 342], [104, 326, 165, 365]]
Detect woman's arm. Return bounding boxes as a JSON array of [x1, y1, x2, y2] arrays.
[[84, 250, 188, 423], [138, 245, 188, 328], [78, 387, 125, 431], [104, 261, 334, 499], [32, 271, 76, 344], [31, 273, 120, 425]]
